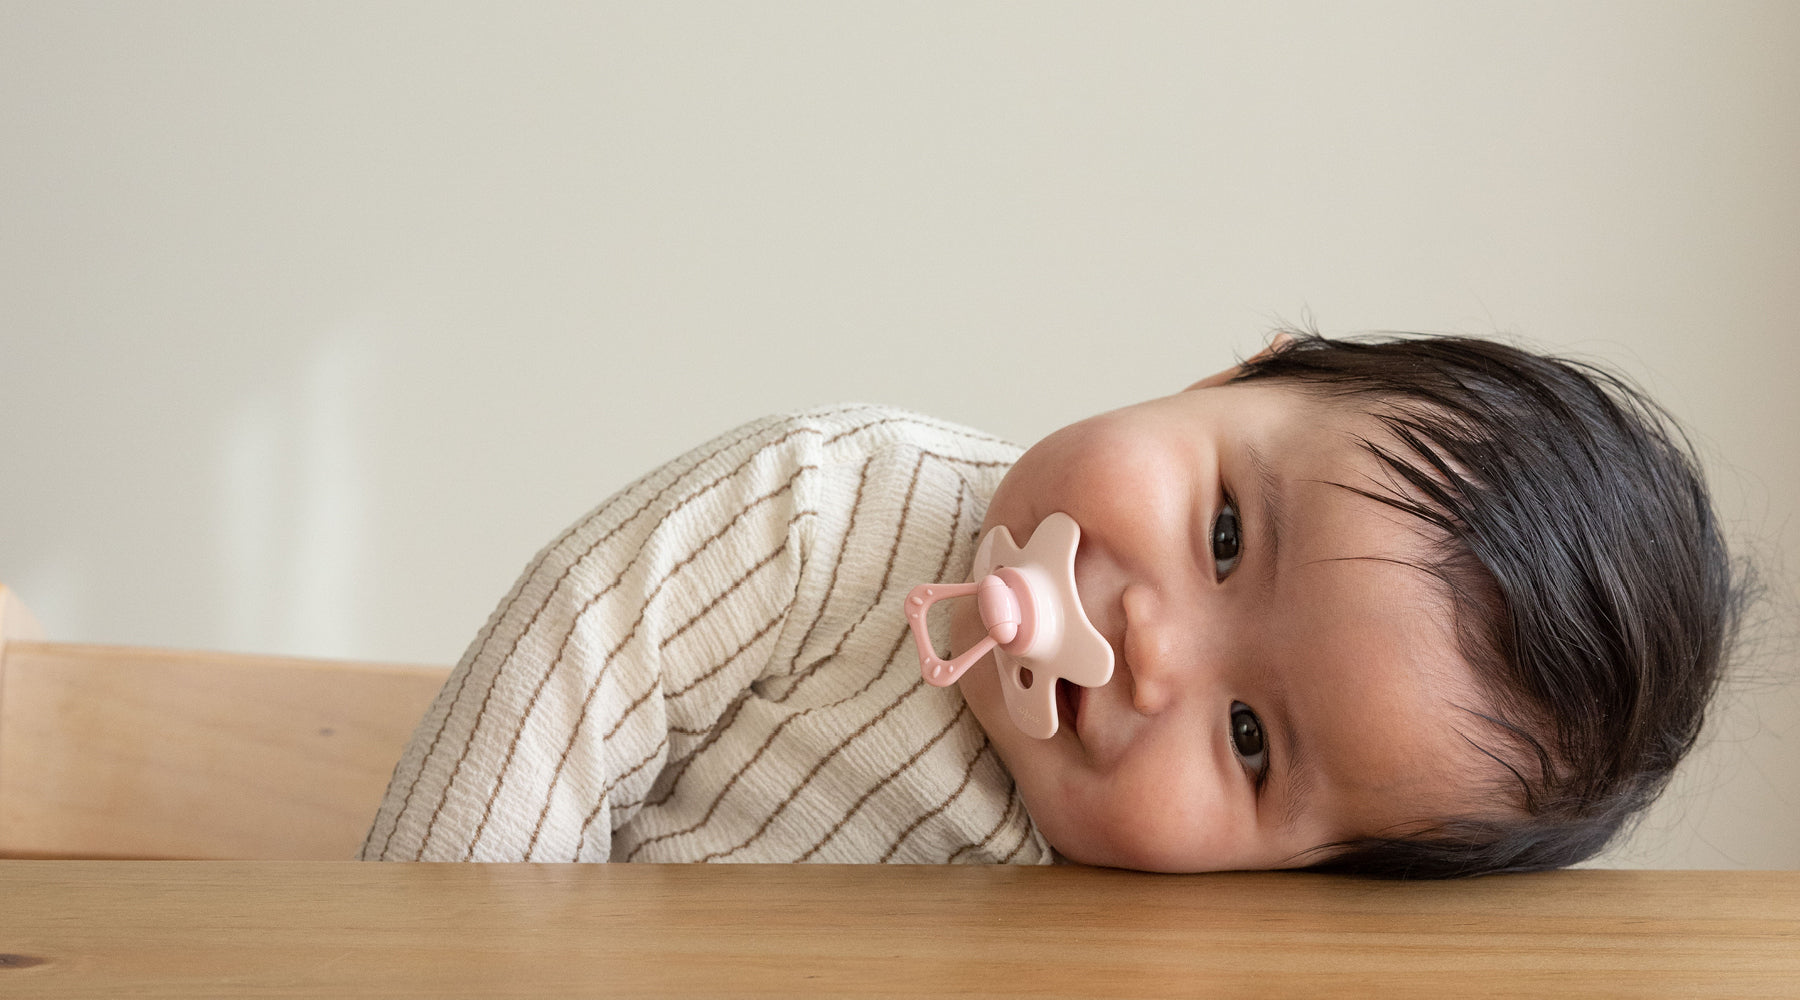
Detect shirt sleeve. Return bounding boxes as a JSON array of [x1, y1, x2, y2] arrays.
[[360, 412, 832, 862]]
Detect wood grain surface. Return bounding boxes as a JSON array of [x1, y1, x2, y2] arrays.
[[0, 640, 446, 860], [2, 862, 1795, 997]]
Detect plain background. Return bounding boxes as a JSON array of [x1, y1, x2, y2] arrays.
[[2, 2, 1795, 869]]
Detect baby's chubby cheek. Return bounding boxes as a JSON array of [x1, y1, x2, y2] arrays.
[[1033, 776, 1211, 873]]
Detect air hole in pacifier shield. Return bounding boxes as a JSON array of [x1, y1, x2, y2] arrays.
[[1017, 666, 1034, 689]]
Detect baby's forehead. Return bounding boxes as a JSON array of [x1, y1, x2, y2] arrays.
[[1221, 387, 1430, 503], [1269, 391, 1461, 520], [1204, 377, 1404, 443]]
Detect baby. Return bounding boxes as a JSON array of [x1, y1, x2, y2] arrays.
[[361, 332, 1741, 877]]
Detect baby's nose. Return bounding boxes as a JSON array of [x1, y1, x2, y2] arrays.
[[1121, 584, 1185, 716]]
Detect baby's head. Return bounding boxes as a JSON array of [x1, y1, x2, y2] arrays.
[[952, 332, 1742, 877]]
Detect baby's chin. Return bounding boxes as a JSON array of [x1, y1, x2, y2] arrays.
[[1026, 810, 1208, 874]]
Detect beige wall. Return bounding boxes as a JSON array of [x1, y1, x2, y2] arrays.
[[2, 2, 1794, 868]]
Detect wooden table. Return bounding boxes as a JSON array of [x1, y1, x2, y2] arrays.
[[3, 863, 1795, 998]]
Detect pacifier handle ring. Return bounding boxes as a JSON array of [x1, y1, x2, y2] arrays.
[[906, 580, 1019, 687]]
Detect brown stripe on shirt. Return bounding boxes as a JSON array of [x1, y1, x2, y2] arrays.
[[685, 679, 933, 863], [655, 507, 814, 654], [794, 702, 971, 862], [473, 491, 816, 857], [950, 781, 1026, 864], [781, 457, 874, 690], [665, 603, 787, 700], [463, 521, 803, 861], [571, 737, 669, 861], [639, 691, 754, 810], [767, 450, 924, 706], [521, 663, 669, 859], [622, 671, 927, 861], [880, 732, 991, 863]]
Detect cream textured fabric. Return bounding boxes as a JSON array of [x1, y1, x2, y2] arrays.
[[362, 405, 1053, 864]]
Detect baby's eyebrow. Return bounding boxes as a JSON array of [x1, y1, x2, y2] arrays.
[[1278, 709, 1318, 831], [1244, 442, 1288, 576]]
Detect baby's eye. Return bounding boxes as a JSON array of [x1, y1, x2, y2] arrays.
[[1212, 498, 1242, 579], [1229, 702, 1269, 781]]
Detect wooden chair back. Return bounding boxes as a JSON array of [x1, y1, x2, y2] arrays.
[[0, 585, 447, 859]]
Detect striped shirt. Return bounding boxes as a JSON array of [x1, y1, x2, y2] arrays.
[[361, 404, 1054, 864]]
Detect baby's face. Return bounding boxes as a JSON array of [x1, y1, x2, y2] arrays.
[[954, 376, 1505, 872]]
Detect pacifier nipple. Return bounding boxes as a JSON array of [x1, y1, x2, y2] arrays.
[[903, 512, 1114, 739]]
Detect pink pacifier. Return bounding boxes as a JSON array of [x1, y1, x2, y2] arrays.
[[904, 512, 1113, 739]]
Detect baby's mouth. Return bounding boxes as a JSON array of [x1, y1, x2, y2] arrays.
[[1056, 678, 1080, 736]]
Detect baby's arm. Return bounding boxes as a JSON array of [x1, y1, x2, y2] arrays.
[[361, 412, 827, 862]]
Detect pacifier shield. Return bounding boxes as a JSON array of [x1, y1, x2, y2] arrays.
[[904, 512, 1114, 739], [972, 513, 1114, 739]]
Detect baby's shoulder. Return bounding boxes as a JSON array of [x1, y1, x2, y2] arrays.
[[771, 403, 1022, 465], [667, 405, 1022, 516]]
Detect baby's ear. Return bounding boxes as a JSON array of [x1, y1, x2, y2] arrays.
[[1185, 333, 1295, 391]]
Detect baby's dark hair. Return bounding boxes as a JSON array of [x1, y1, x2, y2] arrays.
[[1230, 332, 1744, 878]]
